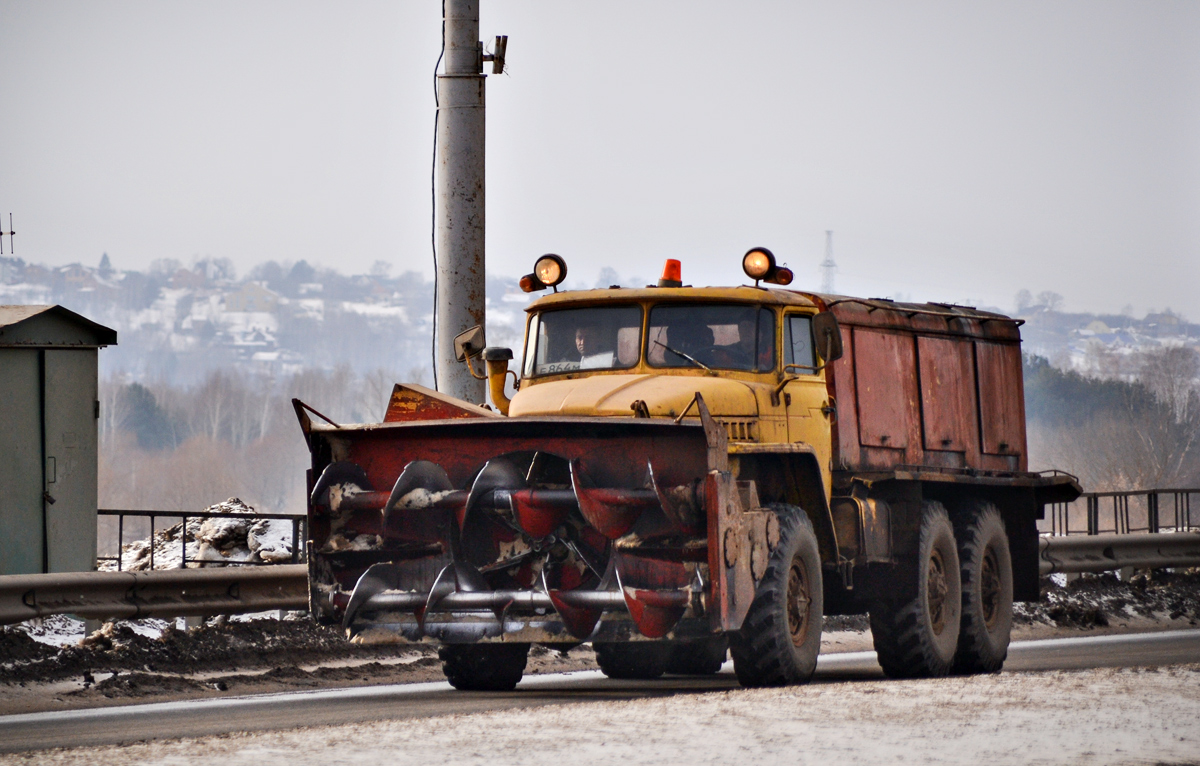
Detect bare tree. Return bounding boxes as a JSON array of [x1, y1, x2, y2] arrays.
[[1138, 346, 1199, 422]]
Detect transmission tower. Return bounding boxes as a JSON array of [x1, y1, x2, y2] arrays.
[[819, 230, 836, 293]]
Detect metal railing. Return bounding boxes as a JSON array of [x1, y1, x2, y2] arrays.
[[97, 509, 307, 571], [0, 565, 308, 627], [1042, 489, 1198, 537]]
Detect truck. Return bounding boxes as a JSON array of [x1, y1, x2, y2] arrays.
[[293, 249, 1080, 690]]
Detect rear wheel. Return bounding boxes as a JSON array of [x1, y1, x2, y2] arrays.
[[870, 501, 961, 678], [594, 642, 671, 679], [439, 643, 530, 691], [665, 635, 728, 675], [729, 505, 823, 687], [953, 502, 1013, 674]]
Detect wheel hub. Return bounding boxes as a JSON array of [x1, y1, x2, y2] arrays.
[[980, 547, 1001, 629], [926, 548, 949, 634], [787, 556, 811, 647]]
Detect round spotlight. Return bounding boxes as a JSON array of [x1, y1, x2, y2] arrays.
[[742, 247, 775, 280], [770, 267, 794, 286], [534, 254, 567, 287]]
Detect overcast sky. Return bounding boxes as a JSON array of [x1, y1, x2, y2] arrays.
[[2, 1, 1197, 317]]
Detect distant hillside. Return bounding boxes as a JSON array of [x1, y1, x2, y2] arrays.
[[0, 255, 533, 385]]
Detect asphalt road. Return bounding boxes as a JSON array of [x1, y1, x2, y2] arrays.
[[3, 629, 1198, 754]]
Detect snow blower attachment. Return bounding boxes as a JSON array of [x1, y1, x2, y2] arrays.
[[295, 389, 776, 647]]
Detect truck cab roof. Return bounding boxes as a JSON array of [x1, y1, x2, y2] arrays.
[[525, 285, 820, 312]]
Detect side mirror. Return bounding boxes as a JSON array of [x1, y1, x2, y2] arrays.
[[453, 325, 486, 362], [812, 312, 843, 363]]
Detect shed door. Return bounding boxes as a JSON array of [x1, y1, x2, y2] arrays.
[[43, 350, 98, 572], [854, 329, 915, 449], [975, 341, 1025, 456], [0, 350, 44, 575], [917, 336, 975, 452]]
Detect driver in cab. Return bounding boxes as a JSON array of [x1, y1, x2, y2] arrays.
[[575, 326, 615, 369]]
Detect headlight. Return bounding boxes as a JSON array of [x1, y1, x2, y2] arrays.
[[521, 254, 569, 293], [743, 248, 775, 280], [743, 246, 793, 285], [534, 254, 567, 287]]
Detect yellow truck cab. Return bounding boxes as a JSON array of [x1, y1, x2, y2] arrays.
[[507, 285, 835, 507]]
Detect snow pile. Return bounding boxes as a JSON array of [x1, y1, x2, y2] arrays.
[[101, 498, 299, 570]]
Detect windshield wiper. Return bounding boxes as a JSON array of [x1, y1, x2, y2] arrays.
[[654, 340, 711, 371]]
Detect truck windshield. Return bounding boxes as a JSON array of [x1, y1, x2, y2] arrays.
[[648, 304, 776, 371], [526, 305, 643, 376]]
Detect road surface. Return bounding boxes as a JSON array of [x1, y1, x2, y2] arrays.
[[2, 629, 1197, 754]]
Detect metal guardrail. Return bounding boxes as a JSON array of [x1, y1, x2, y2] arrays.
[[97, 508, 307, 570], [1044, 489, 1198, 537], [4, 494, 1197, 628], [5, 532, 1198, 627], [0, 564, 308, 627], [1039, 532, 1200, 575]]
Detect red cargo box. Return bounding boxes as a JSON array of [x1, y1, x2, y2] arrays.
[[807, 296, 1027, 475]]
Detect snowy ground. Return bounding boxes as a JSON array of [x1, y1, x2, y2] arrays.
[[6, 664, 1198, 766]]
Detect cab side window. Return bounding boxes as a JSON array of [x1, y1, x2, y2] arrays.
[[784, 315, 817, 374]]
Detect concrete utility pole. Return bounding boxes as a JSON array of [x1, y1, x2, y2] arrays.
[[436, 0, 487, 403]]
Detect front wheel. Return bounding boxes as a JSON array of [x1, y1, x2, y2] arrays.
[[439, 643, 530, 691], [729, 504, 824, 687]]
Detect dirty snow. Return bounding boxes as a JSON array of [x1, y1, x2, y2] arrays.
[[100, 498, 299, 571], [9, 616, 94, 648]]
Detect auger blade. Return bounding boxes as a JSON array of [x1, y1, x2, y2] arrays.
[[463, 455, 528, 529], [621, 586, 689, 638], [541, 566, 603, 640], [570, 460, 658, 539], [506, 488, 572, 539], [647, 461, 703, 535], [311, 461, 371, 507], [454, 560, 511, 624], [417, 564, 457, 633], [342, 561, 402, 629], [525, 450, 571, 486], [548, 591, 603, 639], [614, 552, 691, 638], [382, 461, 462, 542], [386, 460, 453, 508]]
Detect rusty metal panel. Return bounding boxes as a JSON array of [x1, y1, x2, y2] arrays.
[[853, 329, 916, 450], [824, 322, 858, 471], [382, 383, 500, 422], [975, 341, 1026, 459], [917, 335, 976, 453], [341, 418, 711, 494]]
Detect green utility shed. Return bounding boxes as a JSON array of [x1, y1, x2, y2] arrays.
[[0, 305, 117, 575]]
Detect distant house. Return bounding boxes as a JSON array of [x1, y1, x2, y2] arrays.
[[224, 282, 279, 313], [1145, 312, 1182, 327], [58, 264, 98, 290], [1143, 312, 1185, 338], [169, 267, 208, 290]]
